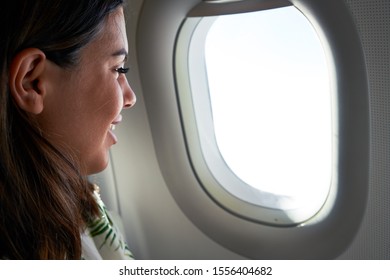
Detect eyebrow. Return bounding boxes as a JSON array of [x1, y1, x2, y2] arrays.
[[112, 48, 128, 61]]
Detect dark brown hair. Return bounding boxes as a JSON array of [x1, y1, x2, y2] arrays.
[[0, 0, 124, 259]]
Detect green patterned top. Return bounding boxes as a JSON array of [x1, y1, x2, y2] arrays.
[[81, 185, 134, 260]]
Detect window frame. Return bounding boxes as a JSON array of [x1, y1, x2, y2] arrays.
[[176, 6, 334, 225]]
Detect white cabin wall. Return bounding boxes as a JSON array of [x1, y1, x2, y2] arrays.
[[339, 0, 390, 259]]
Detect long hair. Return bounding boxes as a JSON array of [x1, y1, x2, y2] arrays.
[[0, 0, 124, 259]]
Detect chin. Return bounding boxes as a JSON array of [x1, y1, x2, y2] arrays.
[[85, 153, 110, 175]]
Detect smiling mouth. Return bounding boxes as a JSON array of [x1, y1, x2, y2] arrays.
[[110, 115, 122, 133]]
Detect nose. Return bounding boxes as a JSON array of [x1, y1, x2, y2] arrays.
[[122, 76, 136, 109]]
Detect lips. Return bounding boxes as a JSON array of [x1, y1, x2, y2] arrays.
[[108, 115, 122, 143], [110, 115, 122, 129]]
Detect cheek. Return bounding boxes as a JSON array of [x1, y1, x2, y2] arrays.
[[83, 82, 123, 145], [82, 74, 122, 116], [56, 72, 123, 171], [94, 84, 123, 123]]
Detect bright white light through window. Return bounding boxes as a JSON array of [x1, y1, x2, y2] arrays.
[[204, 7, 332, 206]]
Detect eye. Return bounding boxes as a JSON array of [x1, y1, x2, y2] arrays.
[[115, 67, 130, 74]]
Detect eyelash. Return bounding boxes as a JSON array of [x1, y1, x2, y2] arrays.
[[115, 67, 130, 74]]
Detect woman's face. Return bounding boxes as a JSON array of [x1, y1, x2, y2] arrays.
[[37, 8, 136, 174]]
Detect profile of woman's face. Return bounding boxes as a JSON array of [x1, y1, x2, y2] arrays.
[[36, 8, 136, 175]]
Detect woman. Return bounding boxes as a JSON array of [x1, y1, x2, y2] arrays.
[[0, 0, 136, 259]]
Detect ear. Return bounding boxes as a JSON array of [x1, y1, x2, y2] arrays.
[[9, 48, 47, 115]]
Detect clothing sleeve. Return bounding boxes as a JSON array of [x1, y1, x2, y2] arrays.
[[82, 184, 134, 260]]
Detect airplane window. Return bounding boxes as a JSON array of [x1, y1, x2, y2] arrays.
[[176, 5, 333, 224], [205, 8, 331, 212]]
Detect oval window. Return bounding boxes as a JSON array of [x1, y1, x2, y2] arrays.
[[204, 6, 332, 210], [175, 4, 334, 224]]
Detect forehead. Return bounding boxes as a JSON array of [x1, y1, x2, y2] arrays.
[[81, 8, 128, 61]]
